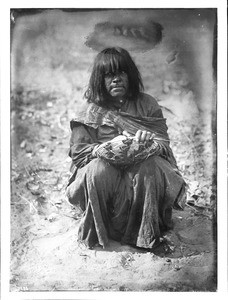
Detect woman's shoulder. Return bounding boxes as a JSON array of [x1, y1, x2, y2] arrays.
[[138, 92, 160, 111]]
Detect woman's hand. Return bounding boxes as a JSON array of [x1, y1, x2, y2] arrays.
[[135, 130, 153, 143], [110, 135, 128, 143], [123, 130, 155, 143]]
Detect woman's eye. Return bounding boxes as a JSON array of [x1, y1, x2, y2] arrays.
[[120, 71, 127, 76], [105, 71, 126, 78]]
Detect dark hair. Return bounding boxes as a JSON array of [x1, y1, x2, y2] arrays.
[[84, 47, 144, 106]]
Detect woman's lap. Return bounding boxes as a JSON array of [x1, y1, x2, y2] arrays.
[[66, 158, 122, 206], [66, 155, 185, 249]]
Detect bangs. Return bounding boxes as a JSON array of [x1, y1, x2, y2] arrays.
[[101, 53, 129, 75]]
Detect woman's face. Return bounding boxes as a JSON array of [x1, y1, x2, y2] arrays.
[[104, 71, 129, 100]]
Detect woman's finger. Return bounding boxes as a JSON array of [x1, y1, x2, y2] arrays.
[[122, 130, 131, 137], [135, 130, 142, 142], [145, 131, 152, 142], [140, 131, 147, 142], [149, 133, 156, 140]]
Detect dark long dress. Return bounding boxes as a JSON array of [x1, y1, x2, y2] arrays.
[[66, 93, 186, 249]]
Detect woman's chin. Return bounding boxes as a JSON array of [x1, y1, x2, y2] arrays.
[[109, 92, 126, 99]]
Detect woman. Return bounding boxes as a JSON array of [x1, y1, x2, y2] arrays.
[[66, 47, 186, 250]]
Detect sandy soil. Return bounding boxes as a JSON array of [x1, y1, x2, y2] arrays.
[[10, 207, 216, 292]]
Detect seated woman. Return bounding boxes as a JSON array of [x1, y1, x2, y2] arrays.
[[66, 47, 186, 250]]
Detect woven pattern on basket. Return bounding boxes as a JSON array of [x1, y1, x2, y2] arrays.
[[95, 137, 159, 166]]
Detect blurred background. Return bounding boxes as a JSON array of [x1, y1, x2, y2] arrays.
[[11, 8, 216, 121]]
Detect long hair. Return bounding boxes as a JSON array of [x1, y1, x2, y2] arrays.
[[84, 47, 144, 106]]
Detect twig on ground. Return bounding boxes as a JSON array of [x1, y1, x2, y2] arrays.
[[185, 203, 199, 212], [19, 195, 38, 213], [24, 166, 31, 177]]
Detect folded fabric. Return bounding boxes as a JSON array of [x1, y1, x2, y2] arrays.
[[71, 103, 178, 169]]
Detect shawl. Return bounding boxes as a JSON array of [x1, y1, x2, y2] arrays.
[[70, 103, 178, 170]]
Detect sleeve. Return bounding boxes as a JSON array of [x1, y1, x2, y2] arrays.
[[148, 100, 170, 144], [145, 95, 164, 118], [69, 124, 99, 169], [150, 106, 165, 118], [146, 96, 179, 170]]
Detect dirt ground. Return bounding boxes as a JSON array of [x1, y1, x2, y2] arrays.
[[10, 89, 216, 292], [10, 9, 217, 293]]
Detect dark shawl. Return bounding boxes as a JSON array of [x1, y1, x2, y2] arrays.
[[70, 103, 178, 170]]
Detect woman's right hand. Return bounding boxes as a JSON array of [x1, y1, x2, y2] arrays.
[[123, 130, 155, 143]]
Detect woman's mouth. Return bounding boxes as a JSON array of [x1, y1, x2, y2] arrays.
[[111, 86, 125, 91], [109, 85, 127, 98]]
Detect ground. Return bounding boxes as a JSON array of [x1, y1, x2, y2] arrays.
[[10, 87, 216, 292]]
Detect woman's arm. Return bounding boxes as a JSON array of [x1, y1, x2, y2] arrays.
[[69, 124, 99, 169], [149, 106, 179, 169]]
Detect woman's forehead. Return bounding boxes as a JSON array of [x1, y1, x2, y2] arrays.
[[101, 54, 128, 73]]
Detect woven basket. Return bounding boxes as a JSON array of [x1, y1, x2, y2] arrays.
[[94, 136, 159, 166]]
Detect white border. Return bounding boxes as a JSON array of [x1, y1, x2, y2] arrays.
[[1, 0, 227, 299], [217, 0, 228, 294]]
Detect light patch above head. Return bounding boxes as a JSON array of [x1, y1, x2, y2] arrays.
[[85, 19, 163, 53]]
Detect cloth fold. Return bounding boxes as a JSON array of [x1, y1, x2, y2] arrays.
[[70, 103, 169, 139], [70, 103, 178, 169]]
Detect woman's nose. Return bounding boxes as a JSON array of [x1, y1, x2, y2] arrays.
[[112, 76, 121, 83]]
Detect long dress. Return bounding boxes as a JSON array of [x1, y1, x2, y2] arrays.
[[66, 93, 186, 249]]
